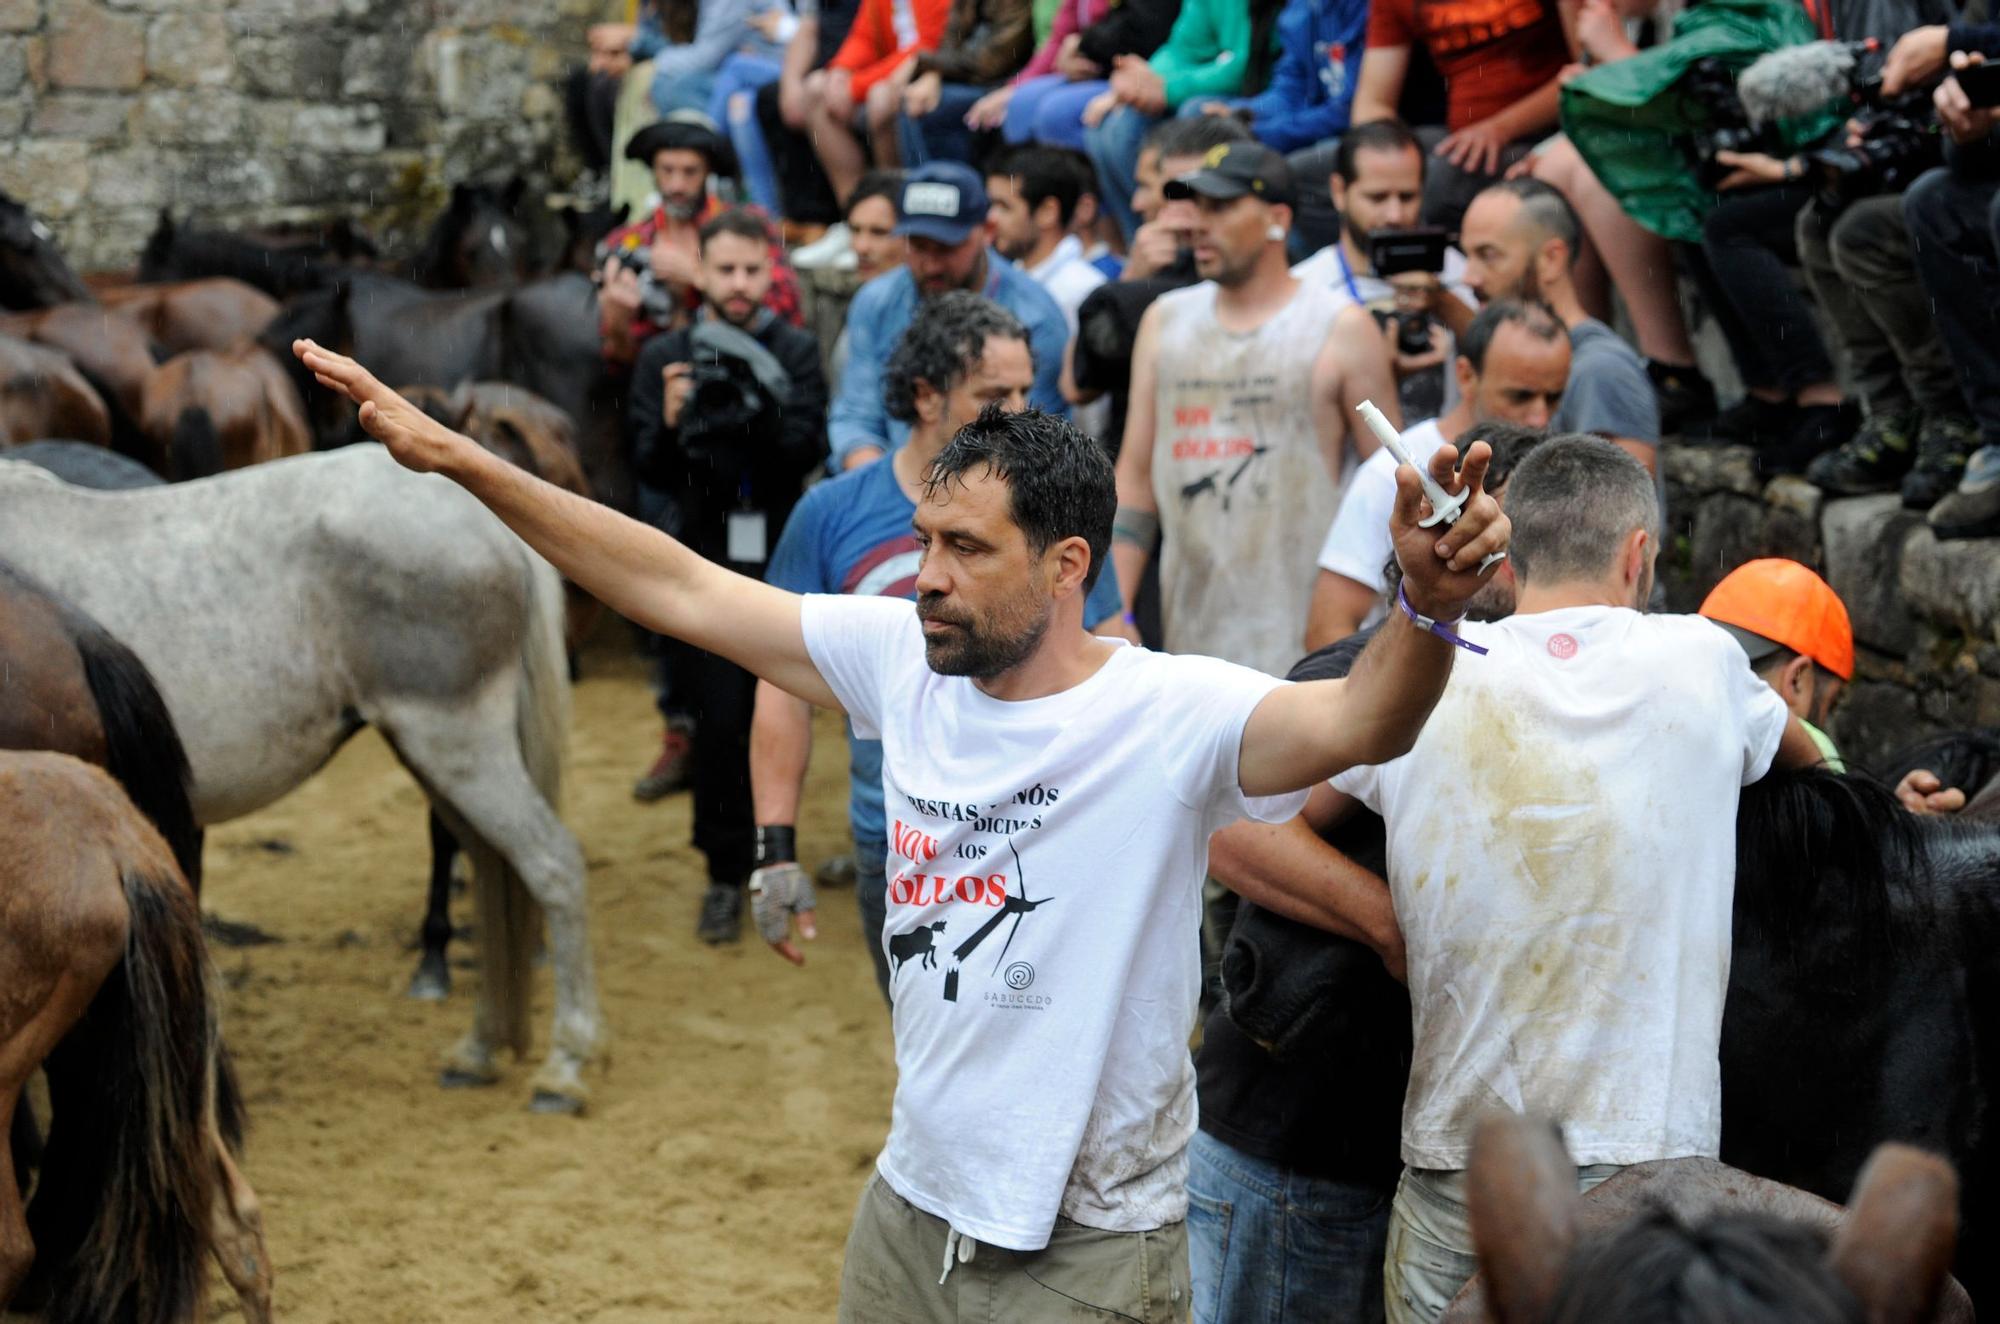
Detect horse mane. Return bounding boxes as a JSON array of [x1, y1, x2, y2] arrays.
[[1546, 1206, 1865, 1324], [1734, 768, 1929, 974]]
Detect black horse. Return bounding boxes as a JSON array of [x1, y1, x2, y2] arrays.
[[0, 190, 91, 310], [137, 210, 376, 300], [1222, 739, 2000, 1313], [406, 178, 535, 290]]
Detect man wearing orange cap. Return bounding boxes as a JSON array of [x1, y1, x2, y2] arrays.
[[1698, 558, 1856, 772], [1700, 558, 1968, 812]]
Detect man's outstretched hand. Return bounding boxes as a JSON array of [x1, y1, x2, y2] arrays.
[[293, 339, 469, 474], [1390, 440, 1508, 623]]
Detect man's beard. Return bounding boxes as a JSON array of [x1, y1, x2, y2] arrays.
[[917, 588, 1050, 680], [661, 193, 702, 222]]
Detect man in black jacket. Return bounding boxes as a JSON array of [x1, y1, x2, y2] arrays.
[[631, 209, 830, 942]]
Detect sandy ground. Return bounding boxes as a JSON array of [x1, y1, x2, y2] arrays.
[[194, 639, 894, 1322]]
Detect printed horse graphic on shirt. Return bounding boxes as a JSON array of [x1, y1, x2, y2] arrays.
[[943, 839, 1052, 1002], [889, 920, 948, 977]]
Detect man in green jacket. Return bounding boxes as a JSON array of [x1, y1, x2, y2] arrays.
[[1080, 0, 1277, 237]]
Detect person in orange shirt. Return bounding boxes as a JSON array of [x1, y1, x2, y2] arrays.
[[798, 0, 953, 203]]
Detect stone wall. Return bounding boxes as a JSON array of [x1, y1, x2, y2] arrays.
[[0, 0, 606, 272], [1662, 445, 2000, 770]]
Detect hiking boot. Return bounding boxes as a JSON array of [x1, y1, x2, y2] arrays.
[[632, 719, 695, 802], [1903, 414, 1982, 510], [1648, 361, 1719, 437], [1683, 396, 1797, 449], [1804, 407, 1918, 495], [696, 881, 743, 944], [1928, 445, 2000, 540], [1755, 403, 1855, 479]]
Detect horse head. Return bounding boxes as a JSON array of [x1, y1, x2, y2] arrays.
[[0, 191, 91, 311], [1454, 1113, 1966, 1323], [414, 180, 533, 290]]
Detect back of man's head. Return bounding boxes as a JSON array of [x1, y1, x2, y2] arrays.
[[1143, 113, 1253, 165], [1460, 297, 1566, 375], [1336, 119, 1425, 184], [883, 291, 1029, 424], [1504, 434, 1659, 586], [1484, 177, 1583, 269]]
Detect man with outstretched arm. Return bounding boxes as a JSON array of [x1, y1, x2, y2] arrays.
[[293, 334, 1507, 1321]]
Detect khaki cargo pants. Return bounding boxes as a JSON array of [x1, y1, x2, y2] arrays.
[[838, 1172, 1192, 1323]]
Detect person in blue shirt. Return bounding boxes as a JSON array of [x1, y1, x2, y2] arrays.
[[1179, 0, 1366, 156], [749, 291, 1126, 998], [826, 161, 1071, 471]]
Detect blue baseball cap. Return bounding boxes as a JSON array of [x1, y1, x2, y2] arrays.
[[894, 162, 989, 245]]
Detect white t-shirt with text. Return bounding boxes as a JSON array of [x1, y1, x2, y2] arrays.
[[801, 593, 1305, 1248], [1332, 607, 1790, 1170]]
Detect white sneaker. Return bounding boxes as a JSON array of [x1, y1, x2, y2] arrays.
[[791, 222, 852, 270]]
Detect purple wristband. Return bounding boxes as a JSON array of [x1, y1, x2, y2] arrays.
[[1397, 584, 1488, 656]]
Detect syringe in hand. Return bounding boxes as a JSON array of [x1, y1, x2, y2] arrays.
[[1354, 399, 1505, 575]]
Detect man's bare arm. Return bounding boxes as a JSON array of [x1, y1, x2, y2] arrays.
[[1111, 302, 1165, 617], [1318, 305, 1399, 464], [1351, 45, 1409, 125], [751, 680, 816, 825], [295, 339, 840, 709], [1239, 442, 1508, 796]]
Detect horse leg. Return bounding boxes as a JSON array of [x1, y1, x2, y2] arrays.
[[208, 1121, 272, 1324], [0, 1091, 29, 1308], [7, 1093, 37, 1197], [384, 706, 602, 1112], [408, 807, 458, 1001]]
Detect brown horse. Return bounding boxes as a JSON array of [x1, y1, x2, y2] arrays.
[[141, 343, 312, 478], [1447, 1113, 1970, 1323], [0, 751, 271, 1324], [0, 303, 158, 438], [0, 332, 110, 446], [99, 278, 280, 356]]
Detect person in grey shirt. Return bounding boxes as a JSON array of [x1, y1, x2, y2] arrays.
[[1457, 178, 1662, 473]]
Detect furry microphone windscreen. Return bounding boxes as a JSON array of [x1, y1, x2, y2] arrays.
[[1737, 40, 1867, 127]]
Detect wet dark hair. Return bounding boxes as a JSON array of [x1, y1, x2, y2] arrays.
[[924, 405, 1115, 591], [1460, 419, 1547, 490], [1336, 119, 1425, 184], [846, 170, 903, 222], [882, 291, 1029, 425], [1459, 296, 1565, 374], [697, 207, 771, 251], [1546, 1208, 1865, 1324], [986, 145, 1091, 229]]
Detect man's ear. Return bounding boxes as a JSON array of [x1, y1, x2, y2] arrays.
[[914, 379, 944, 426], [1777, 652, 1816, 707], [1034, 196, 1064, 234], [1049, 535, 1092, 598], [1539, 236, 1569, 287], [1454, 355, 1477, 402], [1622, 527, 1649, 586], [1328, 172, 1348, 211]]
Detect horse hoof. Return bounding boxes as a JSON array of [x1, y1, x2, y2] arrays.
[[439, 1068, 500, 1090], [406, 967, 451, 1001], [529, 1089, 587, 1116]]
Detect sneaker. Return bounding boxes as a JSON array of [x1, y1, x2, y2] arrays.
[[790, 222, 852, 270], [1648, 361, 1719, 436], [696, 881, 743, 944], [632, 720, 695, 802], [1756, 403, 1855, 479], [1682, 396, 1797, 449], [1903, 414, 1982, 510], [1804, 407, 1918, 495], [1928, 444, 2000, 540]]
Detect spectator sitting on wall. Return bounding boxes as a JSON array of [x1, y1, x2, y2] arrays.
[[897, 0, 1037, 167], [597, 113, 803, 367]]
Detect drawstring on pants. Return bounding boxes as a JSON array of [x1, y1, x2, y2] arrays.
[[938, 1226, 976, 1285]]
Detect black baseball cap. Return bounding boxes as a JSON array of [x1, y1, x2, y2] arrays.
[[1163, 141, 1296, 209]]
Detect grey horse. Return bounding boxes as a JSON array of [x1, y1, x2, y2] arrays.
[[0, 445, 603, 1113]]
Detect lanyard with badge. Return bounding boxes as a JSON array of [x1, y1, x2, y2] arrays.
[[727, 476, 766, 566], [1333, 243, 1366, 306]]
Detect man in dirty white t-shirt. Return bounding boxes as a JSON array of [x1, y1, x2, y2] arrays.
[[1322, 436, 1822, 1324], [297, 334, 1510, 1324]]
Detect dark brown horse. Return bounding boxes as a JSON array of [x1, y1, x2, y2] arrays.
[[407, 179, 535, 289], [99, 278, 281, 356], [0, 332, 110, 446], [0, 303, 163, 467], [141, 343, 312, 478], [0, 191, 91, 310], [138, 210, 378, 300], [1447, 1113, 1970, 1323]]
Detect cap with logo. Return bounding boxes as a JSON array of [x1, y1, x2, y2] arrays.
[[1698, 558, 1854, 681], [1162, 141, 1296, 210], [894, 162, 991, 245]]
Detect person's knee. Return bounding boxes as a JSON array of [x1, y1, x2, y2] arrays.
[[1902, 167, 1951, 242]]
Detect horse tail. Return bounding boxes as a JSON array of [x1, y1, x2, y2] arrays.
[[38, 863, 219, 1324], [75, 613, 203, 891], [474, 548, 570, 1057], [168, 406, 222, 481]]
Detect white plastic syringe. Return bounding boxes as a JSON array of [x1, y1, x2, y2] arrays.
[[1354, 399, 1505, 573]]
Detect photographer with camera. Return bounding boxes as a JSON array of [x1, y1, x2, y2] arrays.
[[598, 114, 803, 369], [1903, 39, 2000, 539], [629, 209, 830, 942]]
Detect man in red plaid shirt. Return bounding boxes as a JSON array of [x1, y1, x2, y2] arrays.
[[598, 113, 803, 367]]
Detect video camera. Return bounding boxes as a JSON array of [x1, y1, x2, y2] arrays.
[[1368, 228, 1452, 358], [609, 245, 678, 323]]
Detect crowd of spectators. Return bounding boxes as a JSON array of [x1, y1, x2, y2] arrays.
[[570, 0, 2000, 1316]]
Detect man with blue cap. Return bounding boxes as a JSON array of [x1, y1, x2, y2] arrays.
[[827, 161, 1071, 471]]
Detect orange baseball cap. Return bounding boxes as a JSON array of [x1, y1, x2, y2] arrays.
[[1699, 558, 1854, 681]]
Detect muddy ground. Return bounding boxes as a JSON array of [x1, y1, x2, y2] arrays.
[[196, 640, 893, 1322]]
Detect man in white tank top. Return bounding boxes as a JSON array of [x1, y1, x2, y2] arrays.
[[1111, 141, 1401, 677]]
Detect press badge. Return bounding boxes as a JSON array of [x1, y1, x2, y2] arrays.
[[728, 511, 768, 563]]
